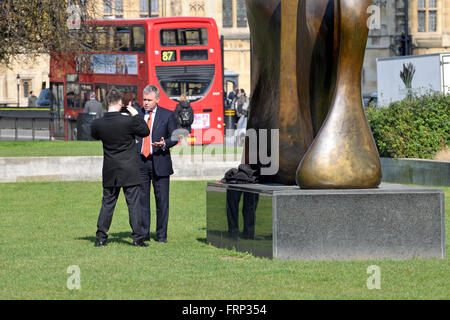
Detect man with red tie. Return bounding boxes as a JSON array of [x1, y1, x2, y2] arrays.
[[137, 85, 178, 243]]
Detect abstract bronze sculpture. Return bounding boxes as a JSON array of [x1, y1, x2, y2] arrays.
[[245, 0, 381, 188]]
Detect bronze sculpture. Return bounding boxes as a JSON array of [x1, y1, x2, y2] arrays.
[[245, 0, 382, 189]]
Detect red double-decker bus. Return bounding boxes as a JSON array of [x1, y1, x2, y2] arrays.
[[49, 17, 224, 144]]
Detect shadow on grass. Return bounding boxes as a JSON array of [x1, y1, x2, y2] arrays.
[[77, 231, 155, 246], [196, 237, 207, 244]]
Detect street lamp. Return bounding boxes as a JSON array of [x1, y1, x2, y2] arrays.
[[16, 74, 20, 107]]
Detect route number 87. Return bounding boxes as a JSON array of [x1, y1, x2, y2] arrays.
[[162, 51, 176, 62]]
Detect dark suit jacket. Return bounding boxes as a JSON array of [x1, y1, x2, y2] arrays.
[[84, 99, 104, 118], [91, 112, 150, 187], [136, 105, 178, 177]]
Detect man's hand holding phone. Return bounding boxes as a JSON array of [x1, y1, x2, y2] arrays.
[[127, 102, 138, 116]]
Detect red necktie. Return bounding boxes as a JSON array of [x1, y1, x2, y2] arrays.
[[142, 112, 152, 157]]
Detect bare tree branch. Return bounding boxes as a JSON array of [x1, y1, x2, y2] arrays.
[[0, 0, 100, 65]]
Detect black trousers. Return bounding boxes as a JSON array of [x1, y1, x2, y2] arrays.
[[96, 185, 144, 242], [139, 155, 170, 241], [226, 190, 259, 239]]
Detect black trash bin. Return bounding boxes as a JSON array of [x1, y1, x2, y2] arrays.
[[76, 113, 95, 141]]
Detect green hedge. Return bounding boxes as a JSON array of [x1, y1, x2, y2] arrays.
[[366, 92, 450, 159]]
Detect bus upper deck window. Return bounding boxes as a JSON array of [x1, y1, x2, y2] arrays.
[[160, 30, 177, 46], [131, 26, 145, 52], [96, 26, 112, 51], [185, 28, 208, 46], [160, 28, 208, 46], [114, 26, 130, 52]]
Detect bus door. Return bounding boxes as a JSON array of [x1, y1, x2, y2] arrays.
[[50, 82, 65, 137], [95, 84, 107, 111]]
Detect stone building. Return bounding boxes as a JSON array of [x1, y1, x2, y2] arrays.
[[0, 55, 50, 107]]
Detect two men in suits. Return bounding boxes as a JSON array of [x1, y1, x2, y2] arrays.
[[91, 89, 150, 247], [136, 85, 178, 243]]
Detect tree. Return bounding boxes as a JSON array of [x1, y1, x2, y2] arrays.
[[0, 0, 98, 65]]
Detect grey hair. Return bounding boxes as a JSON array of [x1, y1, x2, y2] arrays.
[[143, 85, 160, 99]]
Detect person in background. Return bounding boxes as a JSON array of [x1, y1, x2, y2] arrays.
[[84, 92, 104, 118], [237, 89, 248, 117], [174, 94, 194, 135], [28, 91, 37, 107], [227, 84, 238, 106]]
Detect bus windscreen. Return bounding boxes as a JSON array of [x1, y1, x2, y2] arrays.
[[159, 80, 212, 101]]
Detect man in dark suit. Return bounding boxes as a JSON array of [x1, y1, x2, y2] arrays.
[[84, 92, 104, 118], [91, 89, 150, 247], [136, 85, 178, 243]]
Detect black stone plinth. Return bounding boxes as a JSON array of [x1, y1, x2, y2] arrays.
[[206, 183, 446, 260]]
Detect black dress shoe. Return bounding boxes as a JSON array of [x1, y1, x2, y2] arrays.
[[157, 239, 167, 243], [133, 240, 149, 247], [95, 240, 107, 247]]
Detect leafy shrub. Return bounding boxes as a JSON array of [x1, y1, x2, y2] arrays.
[[366, 92, 450, 159]]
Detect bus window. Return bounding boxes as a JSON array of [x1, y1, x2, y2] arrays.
[[160, 29, 177, 46], [114, 26, 130, 52], [66, 83, 81, 109], [185, 28, 208, 46], [132, 26, 145, 52], [80, 84, 93, 110], [95, 84, 107, 110], [160, 28, 208, 46], [95, 26, 114, 51]]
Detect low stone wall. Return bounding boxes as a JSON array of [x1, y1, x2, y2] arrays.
[[0, 155, 241, 183], [380, 158, 450, 187], [1, 156, 448, 186]]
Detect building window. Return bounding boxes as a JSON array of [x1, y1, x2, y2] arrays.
[[151, 0, 158, 15], [140, 0, 148, 15], [23, 82, 29, 98], [236, 0, 247, 28], [418, 0, 438, 33], [141, 0, 159, 17], [104, 0, 112, 14], [114, 0, 123, 17], [223, 0, 233, 28], [223, 0, 248, 28]]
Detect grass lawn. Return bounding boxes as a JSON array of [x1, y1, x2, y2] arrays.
[[0, 180, 448, 299], [0, 141, 242, 157]]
